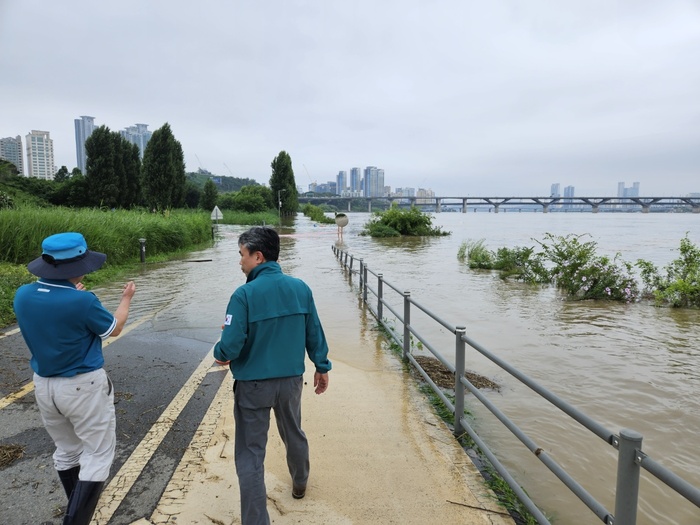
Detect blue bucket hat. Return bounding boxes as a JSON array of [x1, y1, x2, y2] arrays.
[[27, 232, 107, 279]]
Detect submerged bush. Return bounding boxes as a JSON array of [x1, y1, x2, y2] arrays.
[[301, 203, 335, 224], [637, 235, 700, 307], [458, 233, 640, 302], [361, 206, 450, 237], [458, 239, 494, 269], [535, 233, 638, 301]]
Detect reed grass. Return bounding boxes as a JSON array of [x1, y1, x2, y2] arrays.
[[218, 210, 279, 226], [0, 207, 212, 266]]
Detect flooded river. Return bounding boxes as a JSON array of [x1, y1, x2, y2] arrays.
[[99, 211, 699, 525]]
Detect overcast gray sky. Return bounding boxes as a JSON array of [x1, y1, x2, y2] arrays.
[[1, 0, 699, 196]]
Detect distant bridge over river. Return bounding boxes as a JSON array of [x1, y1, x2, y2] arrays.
[[297, 195, 700, 214]]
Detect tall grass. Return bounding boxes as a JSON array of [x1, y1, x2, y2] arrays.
[[219, 210, 279, 226], [0, 207, 213, 266]]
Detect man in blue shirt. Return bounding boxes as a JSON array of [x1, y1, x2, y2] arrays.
[[214, 226, 331, 525], [14, 232, 136, 525]]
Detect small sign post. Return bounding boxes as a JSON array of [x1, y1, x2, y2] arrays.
[[211, 206, 223, 239]]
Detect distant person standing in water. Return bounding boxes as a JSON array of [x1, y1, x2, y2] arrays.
[[214, 226, 331, 525], [13, 232, 136, 525]]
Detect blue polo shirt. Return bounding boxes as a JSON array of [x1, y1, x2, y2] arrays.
[[13, 279, 116, 377]]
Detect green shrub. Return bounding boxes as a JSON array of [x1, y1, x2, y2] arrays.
[[301, 204, 335, 224], [0, 263, 33, 327], [361, 206, 449, 237], [493, 246, 548, 283], [458, 239, 495, 269], [0, 191, 13, 209], [535, 233, 638, 301], [637, 235, 700, 307]]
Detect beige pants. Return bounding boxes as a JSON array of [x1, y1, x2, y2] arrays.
[[33, 369, 116, 481]]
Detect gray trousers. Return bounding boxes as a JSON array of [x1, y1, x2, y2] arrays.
[[233, 375, 309, 525]]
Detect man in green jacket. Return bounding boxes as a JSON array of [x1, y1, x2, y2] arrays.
[[213, 226, 331, 525]]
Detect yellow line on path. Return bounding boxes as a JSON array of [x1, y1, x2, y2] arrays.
[[0, 382, 35, 410], [0, 315, 153, 410], [93, 346, 218, 525]]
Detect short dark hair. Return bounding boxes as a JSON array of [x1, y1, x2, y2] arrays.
[[238, 227, 280, 262]]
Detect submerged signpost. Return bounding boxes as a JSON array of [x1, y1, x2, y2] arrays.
[[211, 206, 223, 239]]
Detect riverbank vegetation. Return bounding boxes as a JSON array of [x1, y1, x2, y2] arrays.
[[361, 206, 450, 237], [0, 207, 215, 329], [458, 233, 700, 307], [301, 203, 336, 224], [0, 147, 311, 329]]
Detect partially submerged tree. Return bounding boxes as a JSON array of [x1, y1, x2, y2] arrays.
[[269, 151, 298, 216]]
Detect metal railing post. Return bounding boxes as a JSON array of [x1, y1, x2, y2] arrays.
[[403, 291, 411, 359], [454, 326, 466, 437], [349, 255, 353, 271], [359, 258, 364, 291], [614, 429, 643, 525], [363, 265, 368, 303], [377, 274, 384, 319]]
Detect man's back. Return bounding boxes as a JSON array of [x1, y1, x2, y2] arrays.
[[219, 261, 330, 381]]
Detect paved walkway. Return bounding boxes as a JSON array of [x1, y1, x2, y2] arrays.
[[126, 346, 514, 525]]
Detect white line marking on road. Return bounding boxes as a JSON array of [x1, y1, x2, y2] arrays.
[[0, 327, 20, 339], [147, 369, 232, 524], [93, 345, 219, 524]]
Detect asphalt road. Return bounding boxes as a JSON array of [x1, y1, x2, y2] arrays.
[[0, 319, 221, 525]]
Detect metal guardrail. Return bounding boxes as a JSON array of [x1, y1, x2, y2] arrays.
[[332, 245, 700, 525]]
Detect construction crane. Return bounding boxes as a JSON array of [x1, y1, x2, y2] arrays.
[[194, 154, 211, 175], [223, 163, 234, 177], [303, 164, 317, 190]]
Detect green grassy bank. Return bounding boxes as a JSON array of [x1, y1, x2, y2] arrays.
[[0, 207, 271, 329]]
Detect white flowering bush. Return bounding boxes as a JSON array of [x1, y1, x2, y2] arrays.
[[532, 233, 638, 301]]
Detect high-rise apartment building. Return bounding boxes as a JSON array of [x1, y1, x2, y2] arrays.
[[0, 135, 24, 175], [363, 166, 382, 197], [550, 183, 560, 197], [74, 116, 96, 173], [120, 123, 152, 158], [336, 171, 347, 193], [350, 167, 361, 193], [617, 182, 640, 198], [563, 185, 575, 210], [25, 130, 55, 180]]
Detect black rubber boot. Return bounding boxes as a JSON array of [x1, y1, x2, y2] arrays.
[[57, 466, 81, 498], [62, 480, 104, 525]]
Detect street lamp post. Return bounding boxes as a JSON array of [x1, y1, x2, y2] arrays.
[[278, 189, 287, 226]]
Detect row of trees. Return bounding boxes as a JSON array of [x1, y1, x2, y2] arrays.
[[84, 123, 185, 210], [2, 137, 302, 215]]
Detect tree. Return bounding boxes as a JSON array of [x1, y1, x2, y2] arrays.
[[200, 178, 218, 211], [84, 126, 141, 208], [85, 126, 119, 207], [269, 151, 298, 216], [239, 184, 273, 208], [54, 166, 70, 183], [120, 142, 141, 208], [184, 181, 201, 209], [141, 123, 186, 211], [0, 159, 19, 180]]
